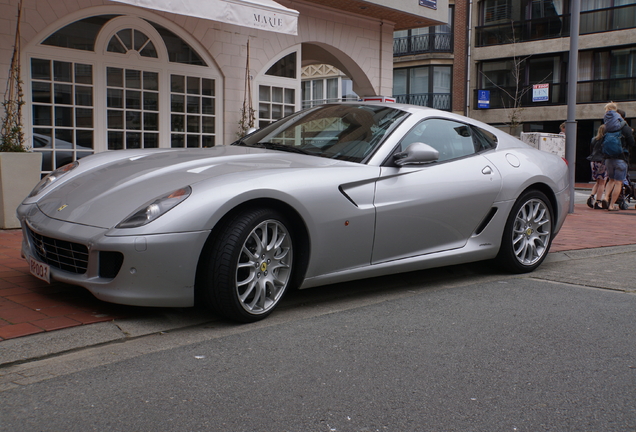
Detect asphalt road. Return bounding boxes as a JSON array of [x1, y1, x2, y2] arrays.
[[2, 245, 635, 432]]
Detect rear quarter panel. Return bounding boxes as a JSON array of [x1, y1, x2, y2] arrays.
[[483, 146, 569, 233]]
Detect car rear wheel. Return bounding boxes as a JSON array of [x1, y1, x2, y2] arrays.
[[199, 208, 294, 322], [497, 190, 553, 273]]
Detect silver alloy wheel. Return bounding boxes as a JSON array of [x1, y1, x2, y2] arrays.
[[235, 219, 293, 315], [511, 198, 552, 266]]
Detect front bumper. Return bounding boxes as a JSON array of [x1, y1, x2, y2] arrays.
[[19, 204, 211, 307]]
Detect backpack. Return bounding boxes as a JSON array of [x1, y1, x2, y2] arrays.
[[602, 121, 626, 159]]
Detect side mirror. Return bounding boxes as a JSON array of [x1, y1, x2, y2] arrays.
[[393, 142, 439, 166]]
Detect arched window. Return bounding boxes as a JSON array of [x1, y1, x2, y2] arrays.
[[28, 15, 220, 174], [42, 15, 120, 51], [266, 52, 297, 78], [257, 48, 300, 128], [106, 28, 158, 57]]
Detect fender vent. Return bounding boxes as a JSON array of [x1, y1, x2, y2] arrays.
[[475, 207, 498, 235], [338, 186, 358, 207]]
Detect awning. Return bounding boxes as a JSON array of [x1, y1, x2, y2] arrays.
[[111, 0, 299, 35], [300, 0, 444, 30]]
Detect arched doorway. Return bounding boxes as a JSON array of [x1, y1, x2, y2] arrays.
[[301, 42, 375, 98], [301, 64, 359, 109], [252, 42, 376, 127]]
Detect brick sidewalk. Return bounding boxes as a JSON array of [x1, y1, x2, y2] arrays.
[[1, 202, 635, 341], [0, 230, 134, 340]]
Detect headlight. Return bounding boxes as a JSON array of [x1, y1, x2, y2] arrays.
[[28, 161, 79, 197], [116, 186, 192, 228]]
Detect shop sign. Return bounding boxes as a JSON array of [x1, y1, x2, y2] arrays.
[[253, 14, 284, 30]]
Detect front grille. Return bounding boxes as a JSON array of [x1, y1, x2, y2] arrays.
[[28, 228, 89, 275]]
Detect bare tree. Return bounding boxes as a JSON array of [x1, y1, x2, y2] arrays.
[[481, 55, 532, 134], [479, 21, 551, 135]]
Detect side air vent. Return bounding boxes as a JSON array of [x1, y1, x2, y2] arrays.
[[338, 186, 358, 207], [474, 207, 498, 235]]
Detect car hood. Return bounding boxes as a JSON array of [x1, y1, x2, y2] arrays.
[[34, 146, 355, 229]]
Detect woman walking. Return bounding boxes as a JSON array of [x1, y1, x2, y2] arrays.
[[587, 124, 607, 209]]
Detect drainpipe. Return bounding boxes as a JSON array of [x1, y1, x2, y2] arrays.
[[379, 20, 383, 98], [465, 0, 473, 116]]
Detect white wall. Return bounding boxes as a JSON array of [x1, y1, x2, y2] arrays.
[[0, 0, 396, 144]]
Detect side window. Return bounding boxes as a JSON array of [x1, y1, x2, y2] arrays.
[[472, 126, 498, 151], [398, 118, 480, 162], [448, 123, 476, 158]]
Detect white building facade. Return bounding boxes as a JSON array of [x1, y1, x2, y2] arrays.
[[0, 0, 447, 174]]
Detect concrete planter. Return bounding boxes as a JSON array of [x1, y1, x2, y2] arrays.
[[0, 152, 42, 229]]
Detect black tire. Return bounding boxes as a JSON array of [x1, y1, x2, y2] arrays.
[[496, 189, 554, 273], [198, 208, 294, 323]]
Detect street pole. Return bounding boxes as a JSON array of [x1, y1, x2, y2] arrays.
[[566, 0, 581, 214]]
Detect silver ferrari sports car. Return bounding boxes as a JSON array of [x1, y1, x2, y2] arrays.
[[18, 103, 570, 322]]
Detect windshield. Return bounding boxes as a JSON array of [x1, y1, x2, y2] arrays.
[[232, 104, 409, 163]]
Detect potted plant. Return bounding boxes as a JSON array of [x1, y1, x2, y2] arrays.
[[0, 0, 41, 229]]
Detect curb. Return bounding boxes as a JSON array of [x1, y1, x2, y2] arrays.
[[0, 308, 215, 367], [2, 243, 636, 368]]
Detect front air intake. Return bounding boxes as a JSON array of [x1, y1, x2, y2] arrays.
[[28, 228, 89, 274], [99, 251, 124, 279]]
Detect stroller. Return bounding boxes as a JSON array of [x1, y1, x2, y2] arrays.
[[617, 172, 636, 210]]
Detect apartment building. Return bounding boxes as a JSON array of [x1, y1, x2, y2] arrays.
[[467, 0, 636, 181], [392, 0, 469, 115]]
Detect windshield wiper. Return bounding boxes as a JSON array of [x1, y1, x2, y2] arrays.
[[254, 142, 313, 155]]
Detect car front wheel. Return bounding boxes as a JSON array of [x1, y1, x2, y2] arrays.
[[199, 208, 294, 322], [497, 190, 553, 273]]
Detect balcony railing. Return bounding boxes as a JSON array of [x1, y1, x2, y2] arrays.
[[474, 77, 636, 109], [476, 4, 636, 47], [393, 33, 453, 56], [578, 77, 636, 105], [394, 93, 452, 111]]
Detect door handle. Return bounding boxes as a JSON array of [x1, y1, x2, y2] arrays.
[[482, 166, 493, 175]]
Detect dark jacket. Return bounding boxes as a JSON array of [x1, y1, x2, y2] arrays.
[[620, 122, 635, 161], [604, 110, 623, 132], [587, 137, 604, 162]]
